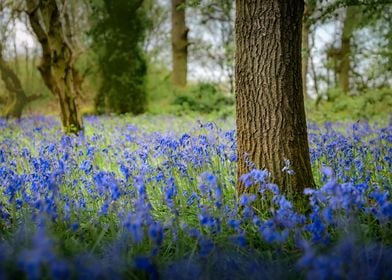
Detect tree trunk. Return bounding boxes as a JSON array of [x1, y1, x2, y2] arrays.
[[310, 32, 320, 99], [0, 44, 28, 118], [301, 21, 310, 99], [301, 1, 316, 99], [339, 6, 359, 94], [171, 0, 188, 87], [235, 0, 315, 195], [26, 0, 83, 134]]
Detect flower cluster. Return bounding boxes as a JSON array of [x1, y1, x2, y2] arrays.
[[0, 116, 390, 279]]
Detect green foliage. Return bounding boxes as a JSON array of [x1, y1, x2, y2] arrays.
[[145, 65, 174, 113], [306, 87, 392, 122], [172, 83, 234, 115], [91, 0, 149, 115], [145, 64, 234, 117]]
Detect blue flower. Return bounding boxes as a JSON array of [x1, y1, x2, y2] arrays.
[[80, 160, 92, 175], [231, 234, 247, 247], [148, 222, 164, 246], [228, 219, 241, 230], [239, 194, 256, 206], [134, 257, 159, 280], [199, 238, 214, 257]]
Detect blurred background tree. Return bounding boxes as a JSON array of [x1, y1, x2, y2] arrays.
[[0, 11, 29, 119], [0, 0, 390, 122], [0, 2, 42, 118], [91, 0, 148, 115], [26, 0, 86, 133], [171, 0, 188, 88]]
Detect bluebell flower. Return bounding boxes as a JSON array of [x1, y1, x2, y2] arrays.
[[128, 221, 144, 243], [231, 234, 247, 247], [187, 192, 199, 206], [321, 166, 333, 178], [198, 207, 215, 228], [165, 177, 177, 201], [229, 154, 237, 162], [17, 226, 57, 280], [239, 194, 256, 207], [71, 223, 79, 231], [99, 202, 109, 215], [119, 164, 130, 181], [0, 204, 10, 220], [306, 212, 329, 243], [322, 207, 335, 225], [148, 222, 164, 246], [239, 173, 253, 188], [0, 149, 5, 163], [134, 175, 146, 196], [199, 238, 214, 257], [201, 172, 217, 186], [265, 183, 280, 195], [134, 257, 159, 280], [187, 228, 201, 238], [228, 219, 241, 230], [179, 133, 191, 146], [49, 260, 70, 280]]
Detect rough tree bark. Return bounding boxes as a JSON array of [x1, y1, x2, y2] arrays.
[[235, 0, 315, 195], [26, 0, 83, 133], [171, 0, 188, 87]]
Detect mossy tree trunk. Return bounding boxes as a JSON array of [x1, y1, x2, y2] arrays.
[[235, 0, 315, 195], [91, 0, 147, 115], [26, 0, 83, 134], [171, 0, 188, 88]]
